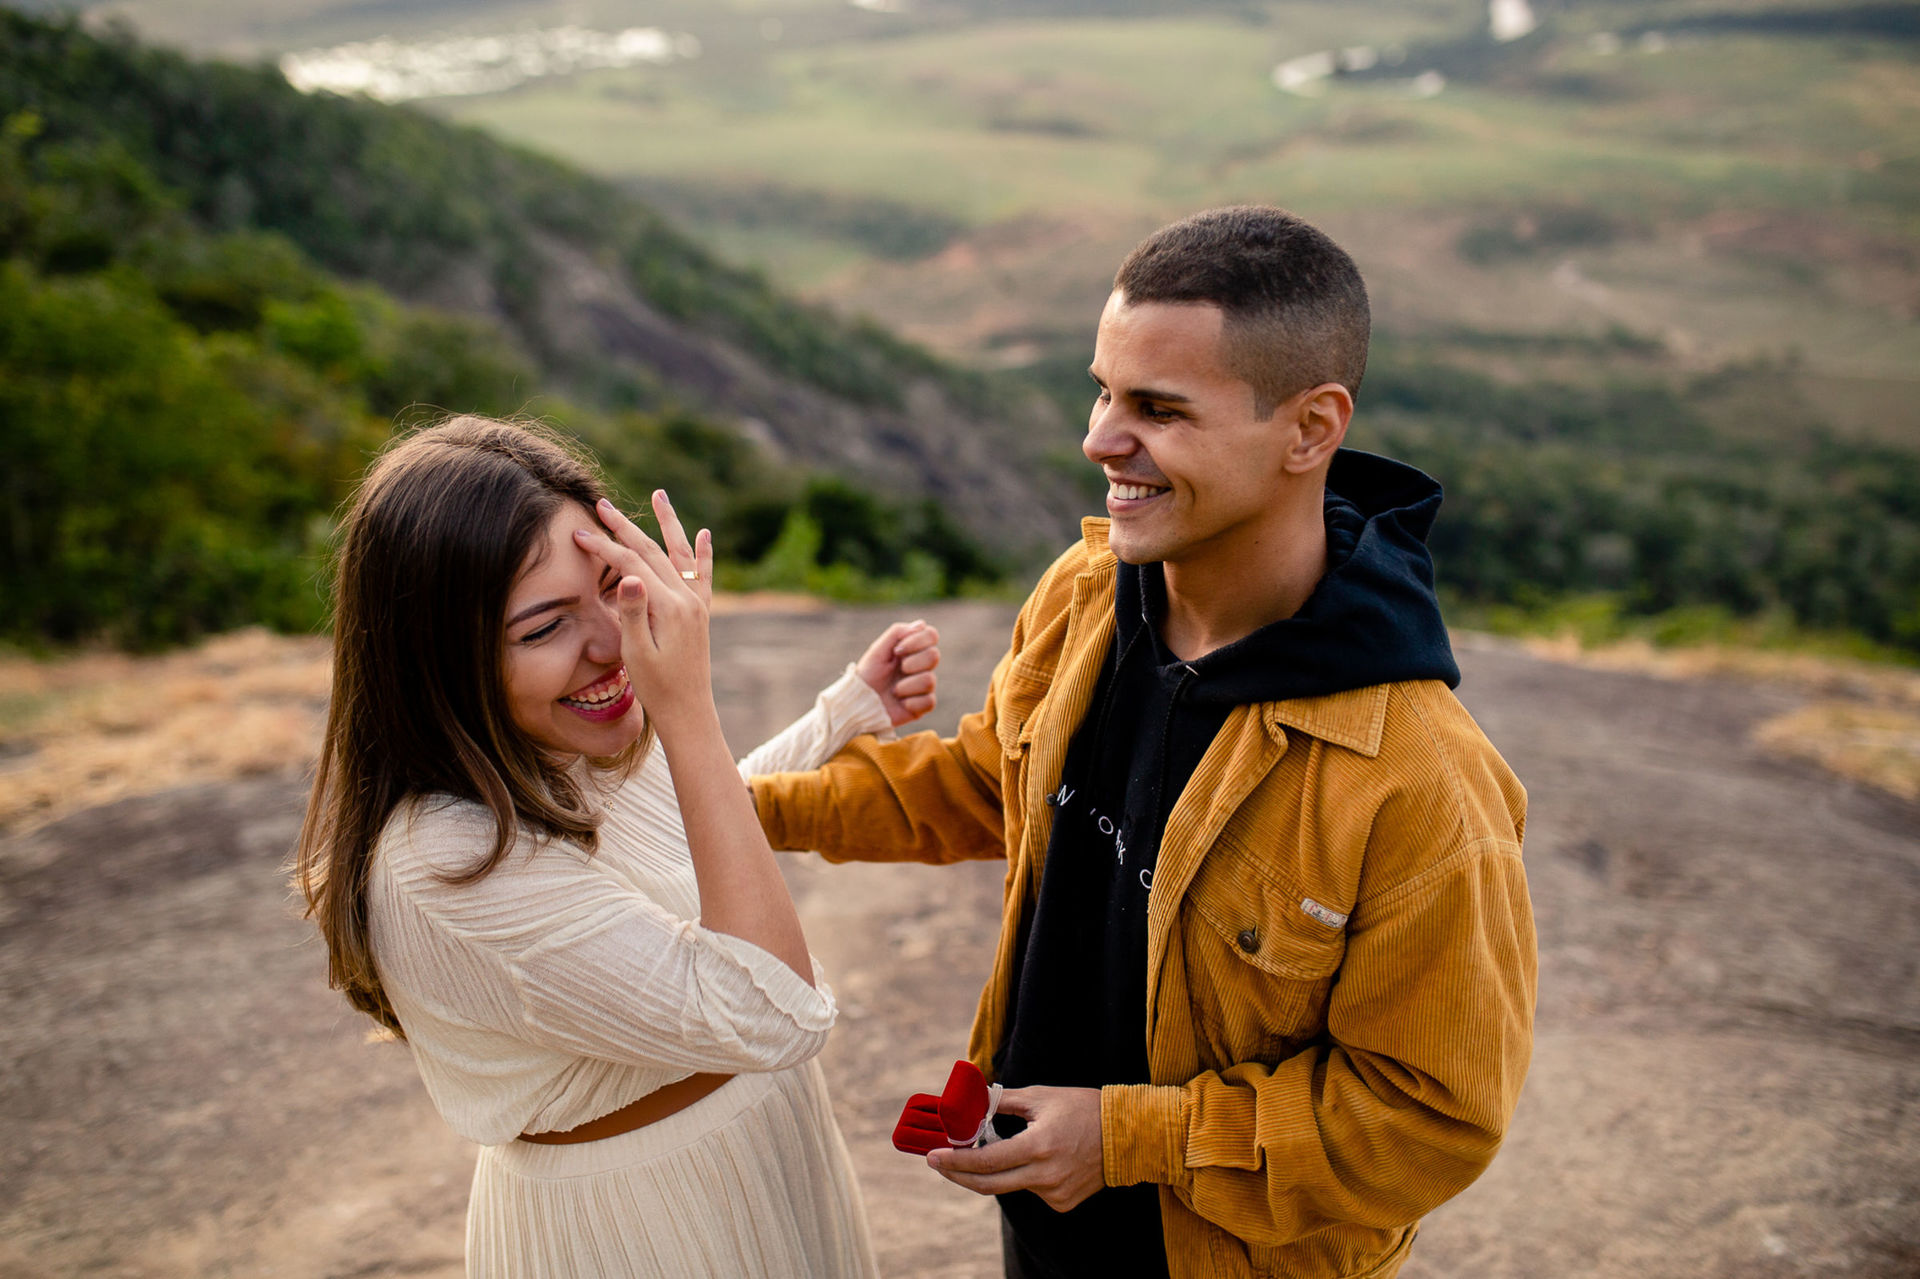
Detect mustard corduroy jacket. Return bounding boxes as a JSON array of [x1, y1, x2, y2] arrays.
[[752, 520, 1536, 1279]]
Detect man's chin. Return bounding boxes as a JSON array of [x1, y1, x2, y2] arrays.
[[1105, 522, 1159, 564], [1105, 532, 1166, 566]]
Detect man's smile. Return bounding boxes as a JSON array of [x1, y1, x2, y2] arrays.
[[1107, 478, 1171, 510]]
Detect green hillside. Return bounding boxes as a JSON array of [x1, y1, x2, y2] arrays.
[[0, 11, 1014, 414], [3, 5, 1917, 656], [0, 11, 1015, 646]]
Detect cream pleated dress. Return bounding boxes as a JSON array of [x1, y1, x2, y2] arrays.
[[367, 668, 889, 1278]]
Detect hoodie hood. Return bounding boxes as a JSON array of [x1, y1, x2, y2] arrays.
[[1116, 447, 1460, 706]]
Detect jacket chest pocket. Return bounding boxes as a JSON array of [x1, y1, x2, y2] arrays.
[[993, 653, 1054, 761], [1182, 849, 1348, 1072]]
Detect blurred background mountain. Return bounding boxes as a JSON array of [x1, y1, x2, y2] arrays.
[[2, 0, 1916, 656]]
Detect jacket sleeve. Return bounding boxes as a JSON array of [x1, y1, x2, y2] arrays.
[[1102, 838, 1536, 1244], [734, 662, 896, 781], [749, 669, 1009, 865], [748, 551, 1075, 865]]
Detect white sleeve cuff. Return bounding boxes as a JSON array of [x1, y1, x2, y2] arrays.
[[832, 661, 898, 743], [736, 663, 896, 779]]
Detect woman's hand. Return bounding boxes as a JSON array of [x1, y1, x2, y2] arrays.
[[581, 492, 815, 983], [856, 620, 941, 727], [573, 491, 715, 734]]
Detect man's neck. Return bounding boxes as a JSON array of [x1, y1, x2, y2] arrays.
[[1157, 495, 1329, 662]]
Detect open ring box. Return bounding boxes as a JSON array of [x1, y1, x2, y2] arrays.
[[891, 1060, 1003, 1155]]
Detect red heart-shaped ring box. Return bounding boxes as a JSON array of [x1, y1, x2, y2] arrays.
[[892, 1060, 993, 1155]]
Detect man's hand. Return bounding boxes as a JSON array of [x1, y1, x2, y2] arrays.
[[926, 1086, 1105, 1212], [856, 619, 941, 726]]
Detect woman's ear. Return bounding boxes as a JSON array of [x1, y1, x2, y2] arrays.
[[1284, 383, 1354, 474]]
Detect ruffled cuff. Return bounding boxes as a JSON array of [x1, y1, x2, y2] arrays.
[[701, 929, 839, 1034], [737, 663, 895, 780], [826, 661, 897, 744]]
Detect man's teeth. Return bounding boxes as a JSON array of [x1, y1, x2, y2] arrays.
[[1110, 482, 1166, 501]]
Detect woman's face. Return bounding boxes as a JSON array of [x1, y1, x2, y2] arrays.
[[501, 503, 643, 759]]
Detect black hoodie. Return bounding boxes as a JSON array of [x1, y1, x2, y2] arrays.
[[992, 451, 1460, 1278]]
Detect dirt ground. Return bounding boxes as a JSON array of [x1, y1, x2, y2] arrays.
[[1, 602, 1915, 1278]]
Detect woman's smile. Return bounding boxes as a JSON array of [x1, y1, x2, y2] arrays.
[[560, 667, 634, 722]]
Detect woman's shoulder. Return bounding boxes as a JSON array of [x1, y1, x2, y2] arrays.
[[380, 791, 488, 848], [595, 745, 675, 819], [376, 794, 556, 888]]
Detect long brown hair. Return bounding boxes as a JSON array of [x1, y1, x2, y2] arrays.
[[295, 417, 646, 1035]]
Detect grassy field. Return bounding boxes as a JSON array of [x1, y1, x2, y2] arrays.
[[413, 9, 1918, 368], [79, 0, 1919, 412]]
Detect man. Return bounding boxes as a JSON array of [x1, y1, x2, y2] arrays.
[[753, 206, 1535, 1279]]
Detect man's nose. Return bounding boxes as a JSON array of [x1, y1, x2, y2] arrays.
[[1083, 401, 1138, 465]]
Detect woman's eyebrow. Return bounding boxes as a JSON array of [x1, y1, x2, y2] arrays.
[[507, 596, 576, 627]]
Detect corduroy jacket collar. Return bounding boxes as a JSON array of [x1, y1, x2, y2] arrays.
[[1074, 517, 1391, 759]]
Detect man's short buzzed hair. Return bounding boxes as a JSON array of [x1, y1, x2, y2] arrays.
[[1113, 206, 1370, 417]]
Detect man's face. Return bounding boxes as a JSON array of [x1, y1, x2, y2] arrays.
[[1084, 291, 1295, 567]]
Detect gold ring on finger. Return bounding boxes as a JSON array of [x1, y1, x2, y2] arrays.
[[680, 569, 699, 581]]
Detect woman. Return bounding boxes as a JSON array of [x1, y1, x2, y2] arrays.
[[295, 417, 940, 1276]]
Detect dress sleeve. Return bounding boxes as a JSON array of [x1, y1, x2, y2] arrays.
[[736, 662, 895, 781], [386, 805, 837, 1075]]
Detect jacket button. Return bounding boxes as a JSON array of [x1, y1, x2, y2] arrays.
[[1237, 928, 1259, 954]]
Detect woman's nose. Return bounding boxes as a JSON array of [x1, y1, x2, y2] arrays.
[[585, 598, 623, 662]]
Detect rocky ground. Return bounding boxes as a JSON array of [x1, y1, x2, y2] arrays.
[[1, 601, 1914, 1278]]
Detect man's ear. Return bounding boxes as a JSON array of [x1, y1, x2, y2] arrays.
[[1283, 383, 1353, 475]]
